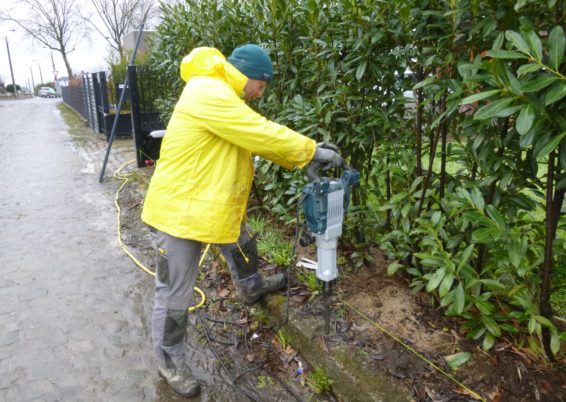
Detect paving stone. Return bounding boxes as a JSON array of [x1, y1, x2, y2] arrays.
[[0, 331, 19, 347], [0, 99, 156, 400]]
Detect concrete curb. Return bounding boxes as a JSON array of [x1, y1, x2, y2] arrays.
[[265, 294, 414, 402]]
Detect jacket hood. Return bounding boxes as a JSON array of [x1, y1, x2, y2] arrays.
[[180, 47, 248, 97]]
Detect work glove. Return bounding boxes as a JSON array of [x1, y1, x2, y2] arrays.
[[311, 142, 344, 170], [317, 142, 340, 153]]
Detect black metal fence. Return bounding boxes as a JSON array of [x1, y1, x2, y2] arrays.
[[62, 66, 166, 168], [61, 85, 86, 119], [128, 65, 166, 168]]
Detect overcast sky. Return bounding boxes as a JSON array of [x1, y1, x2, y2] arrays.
[[0, 0, 150, 89]]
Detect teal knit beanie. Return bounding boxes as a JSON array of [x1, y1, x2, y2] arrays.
[[228, 44, 274, 83]]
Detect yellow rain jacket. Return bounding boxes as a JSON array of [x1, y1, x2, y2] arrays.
[[141, 47, 316, 243]]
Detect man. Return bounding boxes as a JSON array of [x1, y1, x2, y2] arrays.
[[141, 44, 343, 397]]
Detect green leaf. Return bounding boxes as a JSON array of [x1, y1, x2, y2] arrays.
[[483, 333, 495, 350], [472, 227, 504, 243], [492, 32, 504, 51], [453, 283, 465, 314], [457, 244, 475, 272], [415, 253, 445, 267], [523, 29, 543, 61], [486, 205, 506, 229], [471, 187, 485, 210], [444, 352, 471, 369], [534, 315, 556, 329], [480, 279, 506, 291], [506, 68, 524, 96], [431, 211, 442, 226], [528, 316, 537, 334], [413, 76, 435, 90], [459, 90, 501, 105], [549, 26, 565, 70], [474, 97, 516, 120], [505, 30, 530, 54], [356, 61, 367, 81], [519, 126, 536, 146], [509, 240, 523, 268], [482, 316, 502, 337], [440, 290, 454, 307], [387, 261, 403, 276], [514, 0, 527, 11], [522, 74, 559, 93], [439, 274, 455, 297], [517, 63, 543, 77], [545, 82, 566, 106], [487, 50, 528, 59], [474, 299, 495, 315], [470, 327, 486, 340], [560, 331, 566, 341], [516, 104, 536, 135], [426, 267, 446, 292], [535, 132, 566, 160]]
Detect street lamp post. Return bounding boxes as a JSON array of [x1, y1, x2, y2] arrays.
[[4, 36, 18, 99], [37, 63, 44, 84], [29, 65, 35, 92], [50, 52, 58, 94]]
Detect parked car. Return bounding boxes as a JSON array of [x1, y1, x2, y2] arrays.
[[38, 87, 57, 98]]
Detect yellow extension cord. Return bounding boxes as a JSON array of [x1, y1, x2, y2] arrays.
[[340, 299, 486, 401], [114, 160, 485, 400], [113, 159, 206, 312]]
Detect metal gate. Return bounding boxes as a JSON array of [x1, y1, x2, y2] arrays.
[[128, 64, 165, 168], [80, 67, 166, 168]]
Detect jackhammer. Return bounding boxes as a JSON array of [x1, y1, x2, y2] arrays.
[[300, 162, 360, 334]]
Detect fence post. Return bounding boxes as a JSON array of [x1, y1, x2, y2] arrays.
[[98, 72, 110, 112], [92, 73, 103, 133], [128, 64, 144, 168], [82, 74, 92, 131], [98, 72, 110, 137], [98, 21, 146, 182]]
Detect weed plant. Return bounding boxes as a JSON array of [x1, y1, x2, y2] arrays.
[[306, 367, 333, 395]]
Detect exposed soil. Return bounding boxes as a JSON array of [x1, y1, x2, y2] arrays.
[[116, 166, 566, 402]]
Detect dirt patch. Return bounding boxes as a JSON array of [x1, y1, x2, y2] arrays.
[[115, 166, 566, 402], [334, 254, 566, 402]]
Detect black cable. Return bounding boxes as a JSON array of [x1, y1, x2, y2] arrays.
[[204, 298, 251, 350], [283, 194, 306, 328], [191, 197, 307, 401], [195, 309, 263, 402]]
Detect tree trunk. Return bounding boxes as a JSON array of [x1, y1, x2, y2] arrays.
[[386, 155, 391, 231], [61, 50, 73, 79], [414, 66, 424, 177], [540, 149, 555, 360], [474, 118, 508, 274], [439, 114, 448, 199], [416, 92, 445, 217]]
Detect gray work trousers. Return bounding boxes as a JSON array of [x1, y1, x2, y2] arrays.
[[152, 225, 254, 369]]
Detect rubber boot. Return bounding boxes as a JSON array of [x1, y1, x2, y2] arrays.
[[158, 364, 200, 398], [230, 236, 287, 305]]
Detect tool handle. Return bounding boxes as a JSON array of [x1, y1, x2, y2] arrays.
[[306, 160, 351, 182]]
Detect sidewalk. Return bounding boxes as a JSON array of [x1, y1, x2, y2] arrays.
[[0, 98, 156, 401]]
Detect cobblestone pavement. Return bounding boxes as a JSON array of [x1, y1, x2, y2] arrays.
[[0, 98, 158, 401]]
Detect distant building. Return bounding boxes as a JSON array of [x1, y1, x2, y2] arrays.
[[122, 30, 154, 53], [56, 76, 69, 96]]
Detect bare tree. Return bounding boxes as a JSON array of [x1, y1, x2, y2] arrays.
[[85, 0, 156, 62], [0, 0, 86, 79]]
